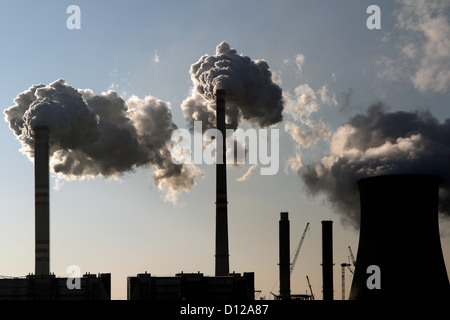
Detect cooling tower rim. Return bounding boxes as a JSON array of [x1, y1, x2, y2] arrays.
[[357, 173, 441, 186]]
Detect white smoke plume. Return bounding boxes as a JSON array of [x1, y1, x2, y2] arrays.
[[4, 79, 203, 201], [236, 164, 258, 182], [181, 41, 284, 132], [283, 83, 336, 173], [377, 0, 450, 94], [299, 103, 450, 228]]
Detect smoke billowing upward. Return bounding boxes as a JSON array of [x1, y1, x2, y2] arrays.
[[299, 103, 450, 228], [182, 41, 284, 131], [4, 79, 202, 201]]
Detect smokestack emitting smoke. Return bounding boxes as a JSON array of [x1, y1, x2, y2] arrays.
[[299, 103, 450, 227], [182, 42, 283, 275], [321, 220, 333, 300], [4, 79, 202, 201], [181, 41, 283, 132], [34, 126, 50, 276], [279, 212, 290, 299], [350, 174, 450, 300], [215, 89, 229, 276]]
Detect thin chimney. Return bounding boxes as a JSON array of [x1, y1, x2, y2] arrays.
[[279, 212, 291, 299], [34, 126, 50, 276], [322, 220, 334, 300], [215, 89, 229, 276]]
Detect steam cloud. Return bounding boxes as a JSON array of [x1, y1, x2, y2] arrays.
[[299, 103, 450, 227], [4, 79, 202, 201], [181, 41, 284, 131]]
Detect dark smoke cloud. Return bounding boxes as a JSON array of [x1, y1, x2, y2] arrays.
[[299, 103, 450, 228], [4, 79, 203, 201], [181, 41, 284, 131]]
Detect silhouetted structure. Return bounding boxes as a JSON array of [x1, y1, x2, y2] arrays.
[[349, 174, 450, 300], [279, 212, 291, 299], [321, 220, 333, 300], [272, 213, 313, 301], [215, 89, 229, 276], [127, 272, 254, 300], [0, 273, 111, 300], [0, 125, 112, 300], [34, 126, 50, 276]]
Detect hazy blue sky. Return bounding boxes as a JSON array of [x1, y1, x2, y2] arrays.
[[0, 0, 449, 300]]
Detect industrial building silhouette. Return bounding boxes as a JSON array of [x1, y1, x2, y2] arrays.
[[127, 272, 254, 300], [0, 91, 448, 300], [0, 273, 111, 300]]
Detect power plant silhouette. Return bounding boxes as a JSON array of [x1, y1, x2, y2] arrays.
[[128, 89, 253, 300], [0, 91, 448, 300], [0, 125, 111, 300]]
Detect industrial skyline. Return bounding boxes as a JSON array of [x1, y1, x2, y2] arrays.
[[0, 0, 449, 301]]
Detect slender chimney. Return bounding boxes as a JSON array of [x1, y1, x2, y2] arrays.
[[215, 89, 229, 276], [349, 174, 450, 300], [279, 212, 291, 299], [34, 126, 50, 276], [322, 220, 333, 300]]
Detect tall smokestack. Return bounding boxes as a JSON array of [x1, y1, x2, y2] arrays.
[[215, 89, 229, 276], [34, 126, 50, 276], [349, 174, 450, 300], [279, 212, 291, 299], [322, 220, 333, 300]]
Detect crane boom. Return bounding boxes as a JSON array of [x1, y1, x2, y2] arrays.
[[348, 246, 356, 266], [290, 222, 310, 274]]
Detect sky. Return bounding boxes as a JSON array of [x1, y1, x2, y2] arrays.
[[0, 0, 449, 300]]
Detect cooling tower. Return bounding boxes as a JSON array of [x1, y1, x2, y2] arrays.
[[349, 174, 450, 300], [33, 126, 50, 276], [279, 212, 291, 299], [215, 89, 229, 276], [321, 220, 333, 300]]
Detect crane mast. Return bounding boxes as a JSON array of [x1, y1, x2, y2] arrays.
[[340, 263, 351, 300], [306, 275, 314, 300], [341, 246, 356, 300]]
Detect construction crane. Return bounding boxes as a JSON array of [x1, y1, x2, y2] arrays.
[[306, 275, 314, 300], [340, 263, 352, 300], [348, 246, 356, 266], [270, 222, 310, 299], [290, 222, 310, 274], [340, 246, 356, 300]]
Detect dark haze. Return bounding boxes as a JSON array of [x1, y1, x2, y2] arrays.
[[300, 103, 450, 227]]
